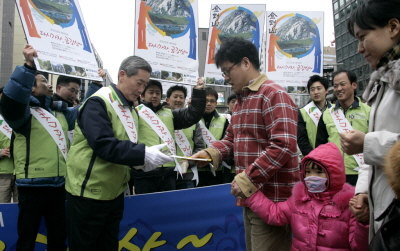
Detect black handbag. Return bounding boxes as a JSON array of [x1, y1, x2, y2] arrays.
[[369, 199, 400, 251]]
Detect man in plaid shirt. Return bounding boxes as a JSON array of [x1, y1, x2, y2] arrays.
[[193, 38, 299, 251]]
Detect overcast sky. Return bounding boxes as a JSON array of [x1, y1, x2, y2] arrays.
[[78, 0, 334, 82]]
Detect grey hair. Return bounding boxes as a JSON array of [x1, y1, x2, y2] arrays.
[[118, 56, 152, 78]]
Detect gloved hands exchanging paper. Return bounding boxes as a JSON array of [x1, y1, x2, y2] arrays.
[[141, 144, 174, 172]]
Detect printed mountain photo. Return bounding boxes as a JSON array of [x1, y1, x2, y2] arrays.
[[31, 0, 73, 25], [275, 16, 316, 57], [217, 9, 256, 42], [146, 0, 191, 36]]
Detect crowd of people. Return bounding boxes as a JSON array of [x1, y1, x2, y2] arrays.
[[0, 0, 399, 250]]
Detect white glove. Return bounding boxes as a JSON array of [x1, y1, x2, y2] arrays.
[[142, 144, 174, 172]]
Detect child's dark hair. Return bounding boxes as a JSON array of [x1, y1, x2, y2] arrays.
[[305, 161, 324, 172]]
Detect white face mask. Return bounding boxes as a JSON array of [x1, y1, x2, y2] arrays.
[[304, 176, 327, 193]]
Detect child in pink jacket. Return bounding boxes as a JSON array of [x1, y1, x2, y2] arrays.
[[245, 142, 369, 251]]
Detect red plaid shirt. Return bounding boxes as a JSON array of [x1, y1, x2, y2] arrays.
[[211, 74, 300, 206]]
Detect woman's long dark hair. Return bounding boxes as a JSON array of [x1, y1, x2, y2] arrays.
[[348, 0, 400, 37]]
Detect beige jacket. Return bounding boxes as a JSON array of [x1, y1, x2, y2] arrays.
[[358, 59, 400, 239]]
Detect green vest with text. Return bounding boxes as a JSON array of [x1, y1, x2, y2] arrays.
[[0, 131, 14, 174], [199, 114, 226, 171], [300, 107, 318, 149], [322, 101, 370, 175], [138, 107, 176, 168], [175, 125, 196, 157], [13, 114, 67, 179], [54, 111, 70, 149], [66, 87, 138, 200]]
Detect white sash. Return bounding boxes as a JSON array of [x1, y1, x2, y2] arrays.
[[136, 104, 182, 175], [198, 120, 217, 145], [330, 107, 364, 170], [0, 115, 12, 139], [96, 87, 138, 143], [198, 120, 217, 176], [303, 102, 322, 126], [30, 108, 68, 160], [68, 130, 74, 144], [174, 130, 199, 185]]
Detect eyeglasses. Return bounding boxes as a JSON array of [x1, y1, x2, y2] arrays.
[[66, 87, 79, 95], [222, 63, 238, 78], [206, 99, 217, 104]]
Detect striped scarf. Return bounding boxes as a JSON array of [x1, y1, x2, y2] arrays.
[[376, 41, 400, 69], [363, 41, 400, 103]]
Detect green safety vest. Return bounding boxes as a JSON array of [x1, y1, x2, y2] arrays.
[[322, 101, 370, 175], [13, 113, 68, 179], [54, 111, 70, 149], [0, 131, 14, 174], [176, 124, 196, 173], [175, 125, 196, 157], [138, 107, 176, 168], [66, 87, 138, 200], [300, 107, 319, 149], [199, 113, 226, 171]]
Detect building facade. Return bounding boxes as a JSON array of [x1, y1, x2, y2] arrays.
[[332, 0, 371, 96], [1, 1, 26, 87]]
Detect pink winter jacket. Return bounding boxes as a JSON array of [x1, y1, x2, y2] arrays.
[[245, 143, 369, 251]]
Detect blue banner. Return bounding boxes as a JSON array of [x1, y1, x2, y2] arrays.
[[0, 184, 246, 250]]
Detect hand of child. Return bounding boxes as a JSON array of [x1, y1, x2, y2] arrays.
[[349, 194, 369, 224]]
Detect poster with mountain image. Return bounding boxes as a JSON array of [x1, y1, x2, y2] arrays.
[[266, 11, 324, 90], [135, 0, 199, 85], [204, 4, 265, 86], [15, 0, 102, 81]]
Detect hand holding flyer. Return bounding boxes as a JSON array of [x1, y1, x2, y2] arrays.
[[170, 155, 212, 162]]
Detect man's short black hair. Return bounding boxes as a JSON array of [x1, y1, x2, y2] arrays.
[[205, 87, 218, 100], [227, 93, 237, 104], [166, 85, 187, 99], [214, 37, 260, 71], [143, 80, 162, 95], [332, 69, 357, 95], [307, 75, 329, 93], [57, 75, 82, 87], [34, 71, 47, 87], [332, 70, 357, 84]]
